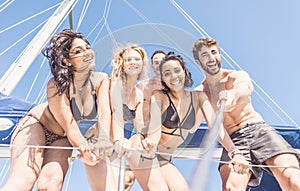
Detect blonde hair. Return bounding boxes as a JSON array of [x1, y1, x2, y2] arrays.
[[111, 44, 148, 82]]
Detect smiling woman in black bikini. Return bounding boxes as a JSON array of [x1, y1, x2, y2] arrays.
[[128, 52, 249, 191], [0, 29, 116, 191]]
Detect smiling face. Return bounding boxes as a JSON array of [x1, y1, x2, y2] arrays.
[[122, 49, 143, 77], [68, 38, 95, 72], [161, 59, 185, 92], [196, 45, 221, 76], [152, 52, 165, 76]]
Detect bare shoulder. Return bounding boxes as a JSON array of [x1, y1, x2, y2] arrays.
[[46, 77, 58, 95], [193, 90, 209, 101], [152, 89, 168, 103], [91, 71, 109, 83], [91, 72, 111, 92], [152, 89, 164, 97], [47, 77, 55, 87]]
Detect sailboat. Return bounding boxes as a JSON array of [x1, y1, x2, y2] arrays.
[[0, 1, 299, 190]]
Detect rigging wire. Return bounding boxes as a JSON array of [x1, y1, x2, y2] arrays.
[[75, 0, 91, 32], [0, 143, 299, 171], [86, 16, 104, 40], [100, 0, 119, 49], [89, 19, 105, 47], [0, 3, 59, 34], [169, 0, 299, 128], [0, 159, 9, 185], [0, 0, 14, 14], [0, 20, 47, 57], [35, 71, 51, 104], [103, 0, 112, 19], [122, 0, 186, 55], [25, 56, 47, 102], [87, 0, 111, 45]]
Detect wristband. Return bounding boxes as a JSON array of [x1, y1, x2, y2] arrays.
[[136, 132, 146, 139]]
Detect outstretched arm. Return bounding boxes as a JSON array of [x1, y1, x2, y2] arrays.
[[220, 71, 253, 111], [95, 73, 112, 141], [47, 78, 99, 166], [110, 78, 125, 142], [200, 91, 249, 174]]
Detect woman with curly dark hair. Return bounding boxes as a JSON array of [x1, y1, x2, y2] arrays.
[[128, 52, 249, 191], [0, 29, 116, 191]]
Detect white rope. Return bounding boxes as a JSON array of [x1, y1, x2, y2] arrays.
[[122, 0, 185, 54], [86, 17, 104, 42], [169, 0, 208, 37], [88, 0, 112, 46], [0, 3, 59, 34], [25, 56, 48, 102], [157, 150, 300, 170], [35, 71, 51, 104], [221, 50, 299, 128], [0, 20, 47, 57], [103, 0, 112, 19], [251, 79, 299, 128], [169, 0, 299, 128], [104, 21, 118, 50], [75, 0, 91, 32], [0, 0, 14, 13], [0, 143, 78, 150], [90, 19, 106, 47], [0, 159, 9, 185], [0, 141, 299, 171]]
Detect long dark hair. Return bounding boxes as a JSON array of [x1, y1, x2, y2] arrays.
[[43, 29, 89, 96], [159, 52, 193, 93]]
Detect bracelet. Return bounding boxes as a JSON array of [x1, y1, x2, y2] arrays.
[[228, 148, 243, 159], [136, 132, 146, 139]]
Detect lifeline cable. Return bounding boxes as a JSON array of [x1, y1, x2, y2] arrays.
[[1, 141, 299, 170]]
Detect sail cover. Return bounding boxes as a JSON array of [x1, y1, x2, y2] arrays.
[[0, 93, 35, 144]]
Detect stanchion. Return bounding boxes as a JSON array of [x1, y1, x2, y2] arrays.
[[190, 99, 226, 191], [118, 154, 126, 191]]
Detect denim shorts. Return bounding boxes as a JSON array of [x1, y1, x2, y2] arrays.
[[219, 121, 298, 188]]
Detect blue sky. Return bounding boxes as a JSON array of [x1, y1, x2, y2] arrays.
[[1, 0, 300, 190]]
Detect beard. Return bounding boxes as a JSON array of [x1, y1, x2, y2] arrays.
[[201, 61, 221, 76]]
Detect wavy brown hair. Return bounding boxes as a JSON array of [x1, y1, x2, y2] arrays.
[[192, 37, 220, 61], [43, 29, 89, 96]]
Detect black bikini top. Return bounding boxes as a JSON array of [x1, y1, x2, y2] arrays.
[[161, 92, 195, 139], [70, 76, 97, 121], [123, 104, 137, 121]]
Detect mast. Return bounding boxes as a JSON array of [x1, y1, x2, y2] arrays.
[[0, 0, 78, 96]]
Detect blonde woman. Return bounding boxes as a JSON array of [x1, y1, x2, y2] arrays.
[[110, 44, 148, 190]]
